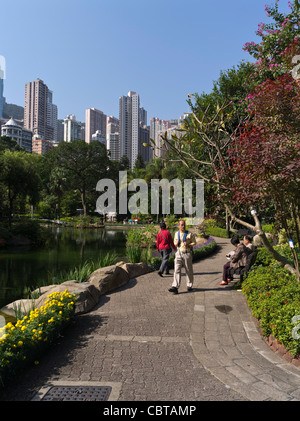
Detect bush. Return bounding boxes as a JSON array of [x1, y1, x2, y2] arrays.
[[0, 290, 76, 387], [242, 264, 300, 356], [205, 226, 229, 238], [126, 225, 158, 248], [36, 201, 54, 219], [0, 227, 12, 249], [261, 223, 276, 235], [11, 220, 49, 247], [197, 218, 230, 238]]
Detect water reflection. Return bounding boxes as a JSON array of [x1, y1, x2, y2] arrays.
[[0, 226, 127, 309]]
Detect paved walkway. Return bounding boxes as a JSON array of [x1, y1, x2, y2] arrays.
[[2, 237, 300, 401]]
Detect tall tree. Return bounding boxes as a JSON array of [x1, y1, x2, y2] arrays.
[[46, 141, 109, 217], [0, 151, 41, 226]]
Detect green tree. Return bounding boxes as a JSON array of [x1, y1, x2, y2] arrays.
[[0, 136, 23, 153], [0, 151, 41, 226], [46, 140, 109, 217]]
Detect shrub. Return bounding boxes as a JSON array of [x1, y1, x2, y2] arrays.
[[242, 264, 300, 356], [11, 220, 49, 247], [0, 290, 76, 387], [197, 219, 230, 238], [126, 225, 158, 248], [205, 226, 229, 238], [261, 223, 276, 235], [0, 227, 12, 249]]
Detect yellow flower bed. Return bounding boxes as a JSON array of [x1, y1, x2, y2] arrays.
[[0, 290, 76, 387]]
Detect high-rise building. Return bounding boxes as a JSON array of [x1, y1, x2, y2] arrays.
[[24, 78, 58, 141], [119, 91, 149, 169], [85, 108, 107, 143], [47, 91, 58, 142], [106, 116, 119, 159], [63, 114, 82, 142], [150, 117, 180, 158], [57, 120, 64, 142], [0, 76, 4, 119], [107, 132, 119, 161], [92, 130, 106, 143]]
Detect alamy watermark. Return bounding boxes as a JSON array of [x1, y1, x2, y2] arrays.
[[95, 171, 204, 226]]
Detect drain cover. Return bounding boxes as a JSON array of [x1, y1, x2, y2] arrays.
[[40, 385, 112, 401]]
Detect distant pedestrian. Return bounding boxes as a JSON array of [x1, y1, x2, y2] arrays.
[[157, 222, 176, 277], [168, 220, 196, 294]]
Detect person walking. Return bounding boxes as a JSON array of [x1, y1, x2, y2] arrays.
[[157, 222, 176, 277], [168, 220, 196, 294]]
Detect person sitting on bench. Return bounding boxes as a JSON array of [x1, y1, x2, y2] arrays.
[[219, 237, 250, 285]]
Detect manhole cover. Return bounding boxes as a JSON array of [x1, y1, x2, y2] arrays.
[[40, 385, 112, 401]]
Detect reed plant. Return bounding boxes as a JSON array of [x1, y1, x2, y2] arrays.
[[126, 246, 142, 263]]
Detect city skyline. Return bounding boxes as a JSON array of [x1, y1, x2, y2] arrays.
[[0, 0, 292, 124]]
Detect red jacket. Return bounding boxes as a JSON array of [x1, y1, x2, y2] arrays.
[[157, 229, 176, 251]]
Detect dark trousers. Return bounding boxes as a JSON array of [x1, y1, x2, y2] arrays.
[[159, 249, 172, 274], [223, 262, 231, 282]]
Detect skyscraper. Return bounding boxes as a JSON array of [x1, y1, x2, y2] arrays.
[[63, 114, 82, 142], [0, 57, 4, 119], [0, 76, 3, 119], [24, 78, 58, 141], [119, 91, 148, 169], [107, 115, 120, 161], [85, 108, 107, 143]]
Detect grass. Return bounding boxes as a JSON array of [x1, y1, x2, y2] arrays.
[[43, 251, 120, 287], [126, 246, 142, 263]]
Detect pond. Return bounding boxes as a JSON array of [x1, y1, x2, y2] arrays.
[[0, 226, 128, 311]]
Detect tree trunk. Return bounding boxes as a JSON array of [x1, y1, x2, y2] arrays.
[[226, 204, 298, 280], [80, 185, 87, 217]]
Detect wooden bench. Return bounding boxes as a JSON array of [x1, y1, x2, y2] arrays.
[[229, 247, 258, 283]]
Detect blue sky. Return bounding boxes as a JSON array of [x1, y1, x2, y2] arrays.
[[1, 0, 291, 123]]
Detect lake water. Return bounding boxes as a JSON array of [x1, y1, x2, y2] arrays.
[[0, 226, 128, 310]]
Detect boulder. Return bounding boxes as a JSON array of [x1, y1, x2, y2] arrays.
[[35, 280, 101, 315], [0, 262, 152, 318], [0, 299, 35, 318], [87, 264, 130, 295], [116, 262, 151, 279]]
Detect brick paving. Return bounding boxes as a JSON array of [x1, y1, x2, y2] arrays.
[[2, 237, 300, 401]]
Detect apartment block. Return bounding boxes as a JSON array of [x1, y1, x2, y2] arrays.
[[85, 108, 107, 143], [119, 91, 149, 169], [63, 114, 83, 142], [24, 78, 58, 141]]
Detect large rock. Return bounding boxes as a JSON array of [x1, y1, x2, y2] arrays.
[[35, 280, 101, 315], [116, 262, 151, 279], [87, 264, 130, 295], [0, 262, 152, 318], [1, 299, 35, 318]]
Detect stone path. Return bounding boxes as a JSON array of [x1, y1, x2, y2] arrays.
[[2, 237, 300, 401]]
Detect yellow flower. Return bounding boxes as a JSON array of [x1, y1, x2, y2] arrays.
[[18, 341, 23, 347]]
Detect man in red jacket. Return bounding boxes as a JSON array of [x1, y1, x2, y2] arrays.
[[157, 222, 176, 276]]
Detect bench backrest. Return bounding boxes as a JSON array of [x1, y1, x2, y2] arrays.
[[243, 247, 258, 273]]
